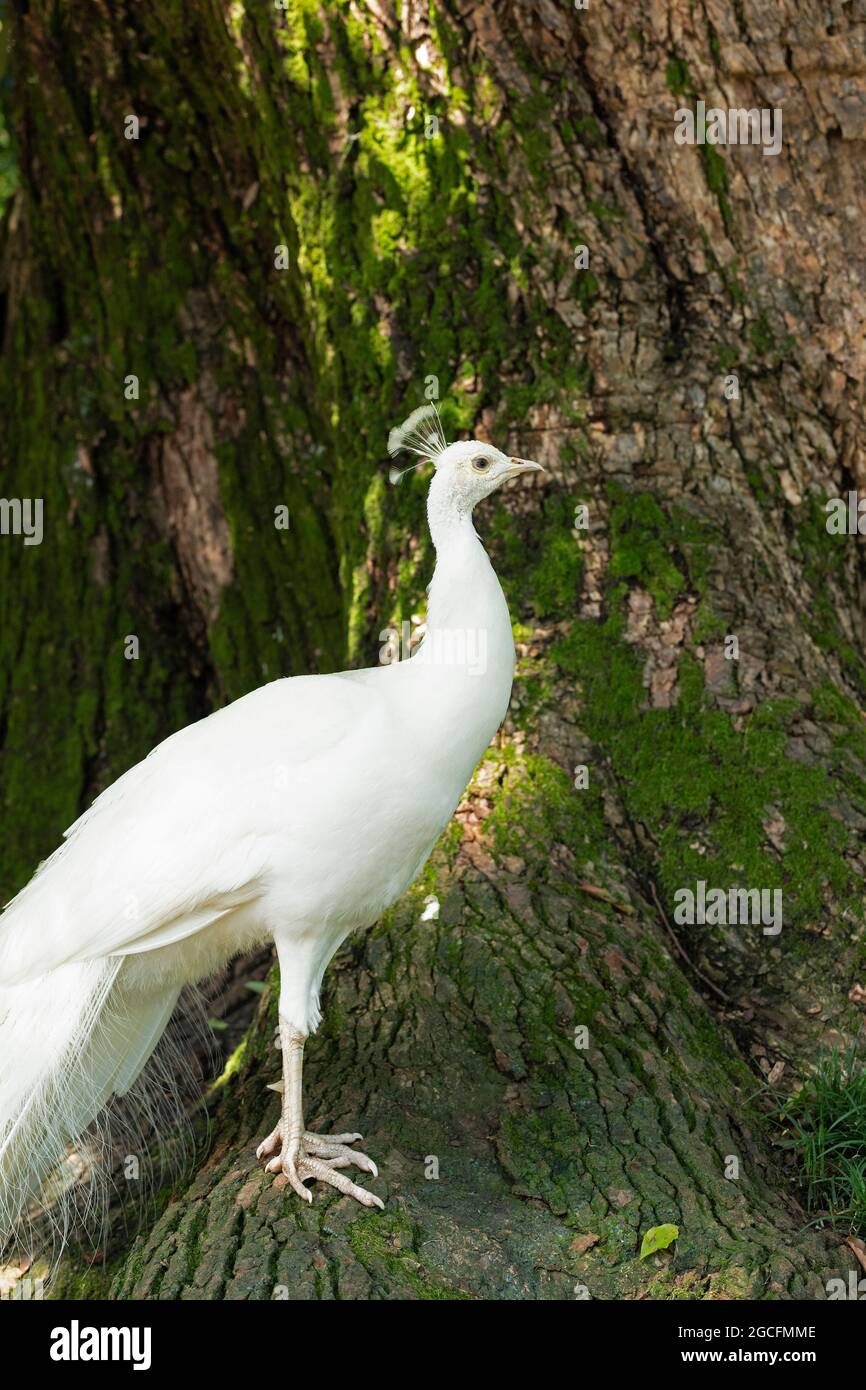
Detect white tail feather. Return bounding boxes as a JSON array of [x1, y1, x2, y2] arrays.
[[0, 957, 189, 1268]]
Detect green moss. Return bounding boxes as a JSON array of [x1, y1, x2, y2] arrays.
[[209, 1036, 250, 1092], [794, 498, 866, 700], [716, 343, 739, 373], [511, 663, 554, 733], [513, 481, 866, 933], [749, 314, 774, 356], [437, 816, 464, 866], [47, 1253, 124, 1301], [607, 483, 720, 618], [348, 1212, 474, 1299], [642, 1264, 753, 1299], [488, 491, 584, 620], [486, 747, 607, 876], [574, 115, 604, 148], [0, 111, 16, 215], [489, 480, 862, 942], [553, 618, 859, 931], [691, 600, 727, 644], [701, 144, 733, 234], [665, 62, 733, 232], [665, 58, 691, 95], [498, 1104, 593, 1215]]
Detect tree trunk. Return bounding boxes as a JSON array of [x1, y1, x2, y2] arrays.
[[2, 0, 864, 1299]]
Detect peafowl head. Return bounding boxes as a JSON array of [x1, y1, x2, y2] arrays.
[[387, 404, 542, 512]]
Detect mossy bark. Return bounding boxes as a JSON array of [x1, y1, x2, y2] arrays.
[[2, 1, 864, 1298]]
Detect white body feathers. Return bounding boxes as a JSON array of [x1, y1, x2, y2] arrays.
[[0, 446, 521, 1250]]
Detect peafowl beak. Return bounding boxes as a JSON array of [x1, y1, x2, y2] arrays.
[[506, 456, 544, 478]]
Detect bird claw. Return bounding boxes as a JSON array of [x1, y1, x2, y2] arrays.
[[256, 1125, 384, 1209], [256, 1125, 283, 1160]]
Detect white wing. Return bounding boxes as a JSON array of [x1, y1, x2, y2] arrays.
[[0, 672, 379, 984]]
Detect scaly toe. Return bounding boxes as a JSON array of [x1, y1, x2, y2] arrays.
[[283, 1160, 314, 1204], [298, 1155, 385, 1209], [303, 1135, 378, 1175]]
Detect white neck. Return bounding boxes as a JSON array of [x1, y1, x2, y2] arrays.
[[425, 479, 489, 635], [413, 476, 516, 760], [426, 472, 477, 554]]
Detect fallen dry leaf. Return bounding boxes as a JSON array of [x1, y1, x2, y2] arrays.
[[845, 1235, 866, 1275], [570, 1232, 601, 1255], [577, 882, 636, 914], [608, 1187, 633, 1208]]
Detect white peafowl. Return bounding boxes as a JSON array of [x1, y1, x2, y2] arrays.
[[0, 404, 541, 1246]]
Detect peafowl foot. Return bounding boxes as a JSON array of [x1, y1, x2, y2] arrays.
[[256, 1085, 384, 1209]]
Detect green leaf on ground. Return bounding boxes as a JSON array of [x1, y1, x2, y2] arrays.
[[639, 1224, 680, 1260]]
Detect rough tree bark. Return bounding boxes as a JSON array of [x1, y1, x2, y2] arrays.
[[1, 0, 865, 1299]]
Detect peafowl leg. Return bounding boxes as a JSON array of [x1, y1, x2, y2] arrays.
[[256, 1020, 384, 1210]]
